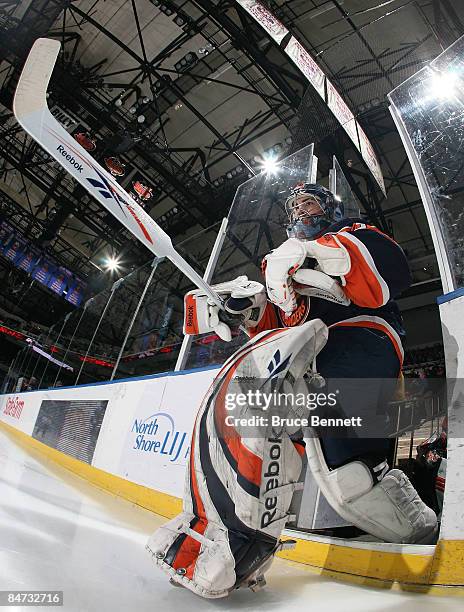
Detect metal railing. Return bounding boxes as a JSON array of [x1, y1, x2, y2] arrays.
[[390, 393, 446, 463]]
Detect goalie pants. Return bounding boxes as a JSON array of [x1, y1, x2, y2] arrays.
[[314, 325, 401, 467]]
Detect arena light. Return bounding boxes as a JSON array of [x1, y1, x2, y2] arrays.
[[173, 14, 186, 26], [431, 70, 459, 99], [260, 154, 279, 174], [174, 52, 198, 73], [105, 256, 121, 272]]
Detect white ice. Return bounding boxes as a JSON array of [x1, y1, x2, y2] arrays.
[[0, 428, 462, 612]]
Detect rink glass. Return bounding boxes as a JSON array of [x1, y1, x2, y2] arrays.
[[389, 35, 464, 291]]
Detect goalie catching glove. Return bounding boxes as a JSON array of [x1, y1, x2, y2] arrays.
[[184, 276, 267, 341]]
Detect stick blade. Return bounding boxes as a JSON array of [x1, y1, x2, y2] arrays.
[[14, 38, 60, 118], [13, 37, 175, 258]]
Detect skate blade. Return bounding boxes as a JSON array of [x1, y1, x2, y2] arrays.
[[248, 574, 266, 592]]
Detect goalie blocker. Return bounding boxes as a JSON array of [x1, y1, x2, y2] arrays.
[[183, 276, 268, 341]]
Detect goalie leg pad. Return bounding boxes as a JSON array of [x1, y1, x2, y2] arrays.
[[305, 437, 438, 544], [147, 320, 328, 598]]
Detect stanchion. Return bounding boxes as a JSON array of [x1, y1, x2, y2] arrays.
[[38, 313, 70, 389], [110, 257, 163, 381], [52, 304, 90, 387], [29, 325, 55, 382], [74, 278, 124, 386], [174, 218, 228, 371]]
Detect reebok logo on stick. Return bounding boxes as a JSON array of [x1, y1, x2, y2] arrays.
[[56, 145, 83, 172]]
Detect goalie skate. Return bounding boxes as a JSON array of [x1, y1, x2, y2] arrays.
[[235, 538, 297, 593], [147, 528, 296, 596]]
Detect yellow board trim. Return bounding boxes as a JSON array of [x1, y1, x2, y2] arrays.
[[279, 536, 433, 583], [430, 540, 464, 586], [0, 420, 182, 518], [1, 420, 463, 596]]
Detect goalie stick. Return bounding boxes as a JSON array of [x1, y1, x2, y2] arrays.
[[13, 38, 223, 309]]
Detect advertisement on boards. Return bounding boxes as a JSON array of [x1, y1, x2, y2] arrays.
[[117, 370, 216, 497], [0, 392, 42, 436]]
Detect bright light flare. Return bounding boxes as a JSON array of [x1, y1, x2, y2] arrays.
[[105, 256, 122, 272], [259, 155, 279, 175], [431, 70, 459, 99]]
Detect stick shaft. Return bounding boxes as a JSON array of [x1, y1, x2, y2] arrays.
[[13, 38, 223, 309]]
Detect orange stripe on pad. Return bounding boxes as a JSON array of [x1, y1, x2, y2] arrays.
[[215, 329, 286, 487], [171, 422, 207, 576], [292, 440, 306, 457]]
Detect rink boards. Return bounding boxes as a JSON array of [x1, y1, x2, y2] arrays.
[[1, 352, 464, 596], [0, 366, 219, 504]]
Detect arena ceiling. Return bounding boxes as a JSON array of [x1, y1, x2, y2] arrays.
[[0, 0, 463, 330]]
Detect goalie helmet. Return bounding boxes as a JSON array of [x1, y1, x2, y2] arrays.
[[285, 183, 344, 240]]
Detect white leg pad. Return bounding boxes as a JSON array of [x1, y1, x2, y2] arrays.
[[305, 437, 438, 543], [147, 321, 329, 598], [146, 513, 237, 599]]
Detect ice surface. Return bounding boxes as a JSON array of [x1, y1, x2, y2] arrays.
[[0, 428, 461, 611]]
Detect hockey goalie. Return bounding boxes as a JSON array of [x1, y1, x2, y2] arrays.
[[146, 182, 438, 598]]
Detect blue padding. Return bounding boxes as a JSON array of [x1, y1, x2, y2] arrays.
[[0, 363, 221, 397], [437, 287, 464, 305]]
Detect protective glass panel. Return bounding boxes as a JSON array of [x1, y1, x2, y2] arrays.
[[329, 156, 360, 218], [184, 144, 315, 369], [25, 328, 56, 391], [71, 284, 119, 386], [91, 260, 162, 380], [32, 224, 220, 385], [110, 258, 188, 380], [388, 35, 464, 289]]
